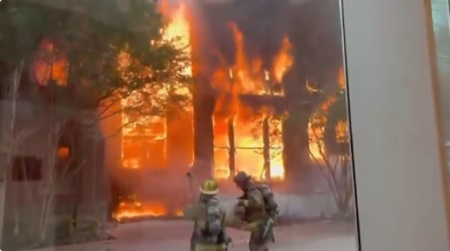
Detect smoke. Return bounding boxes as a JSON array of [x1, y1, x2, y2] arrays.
[[230, 0, 287, 68], [193, 0, 343, 84], [193, 0, 288, 71]]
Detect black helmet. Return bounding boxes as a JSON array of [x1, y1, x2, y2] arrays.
[[233, 171, 250, 185]]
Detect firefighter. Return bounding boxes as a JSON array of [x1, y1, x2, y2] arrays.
[[183, 179, 231, 251], [233, 171, 278, 251]]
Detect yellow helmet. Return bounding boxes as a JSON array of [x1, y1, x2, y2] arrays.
[[199, 179, 219, 195]]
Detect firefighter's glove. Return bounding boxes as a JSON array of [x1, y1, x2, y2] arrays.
[[267, 217, 274, 225], [238, 199, 249, 207]]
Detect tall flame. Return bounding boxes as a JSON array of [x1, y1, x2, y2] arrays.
[[120, 1, 192, 170], [162, 2, 192, 77], [212, 23, 293, 180], [273, 36, 294, 84], [230, 24, 259, 93], [115, 1, 193, 220]]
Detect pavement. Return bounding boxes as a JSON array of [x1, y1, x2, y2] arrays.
[[33, 220, 358, 251]]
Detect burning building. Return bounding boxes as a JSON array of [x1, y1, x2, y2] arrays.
[[112, 0, 346, 221]]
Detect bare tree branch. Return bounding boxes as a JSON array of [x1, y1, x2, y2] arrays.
[[309, 113, 353, 214]]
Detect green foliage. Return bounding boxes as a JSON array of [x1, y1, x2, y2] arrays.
[[0, 0, 191, 117]]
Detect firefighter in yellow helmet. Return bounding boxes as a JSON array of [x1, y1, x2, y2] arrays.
[[183, 179, 231, 251]]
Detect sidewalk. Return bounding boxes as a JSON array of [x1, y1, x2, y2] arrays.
[[33, 220, 357, 251]]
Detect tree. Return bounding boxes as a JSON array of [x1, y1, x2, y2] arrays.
[[309, 90, 353, 216], [0, 0, 190, 247], [1, 0, 190, 110]]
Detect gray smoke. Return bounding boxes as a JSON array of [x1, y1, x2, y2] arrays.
[[194, 0, 343, 84], [197, 0, 287, 69]]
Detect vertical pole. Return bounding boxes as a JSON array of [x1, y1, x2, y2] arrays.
[[262, 117, 271, 180], [227, 117, 235, 178]]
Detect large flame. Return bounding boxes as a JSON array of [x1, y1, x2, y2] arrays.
[[162, 2, 192, 77], [223, 23, 293, 96], [212, 24, 293, 180], [116, 1, 192, 220], [115, 1, 350, 220], [120, 0, 192, 170]]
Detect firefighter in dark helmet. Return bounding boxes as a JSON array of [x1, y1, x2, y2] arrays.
[[233, 171, 279, 251], [183, 179, 231, 251]]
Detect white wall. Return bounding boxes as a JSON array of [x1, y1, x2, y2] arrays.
[[342, 0, 450, 250], [431, 0, 450, 169]]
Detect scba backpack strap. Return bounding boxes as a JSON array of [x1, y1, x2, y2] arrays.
[[256, 183, 279, 218], [205, 197, 222, 236]]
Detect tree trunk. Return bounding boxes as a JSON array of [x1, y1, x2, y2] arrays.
[[190, 1, 216, 178], [262, 118, 271, 180], [38, 119, 59, 244], [281, 64, 313, 186], [282, 114, 311, 184], [192, 82, 215, 177]]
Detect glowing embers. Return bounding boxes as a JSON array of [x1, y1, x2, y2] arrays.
[[308, 71, 348, 162], [213, 113, 284, 181], [121, 114, 167, 169], [113, 197, 182, 222], [32, 39, 68, 86], [121, 136, 167, 169]]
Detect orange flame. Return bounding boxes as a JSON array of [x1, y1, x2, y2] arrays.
[[120, 1, 192, 170], [116, 1, 193, 219], [212, 23, 291, 180], [113, 200, 182, 221], [309, 97, 336, 162], [33, 39, 68, 86], [162, 1, 192, 78], [338, 67, 346, 89], [227, 24, 267, 95], [273, 36, 294, 84]]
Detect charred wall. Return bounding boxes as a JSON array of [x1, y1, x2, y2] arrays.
[[0, 100, 107, 248]]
